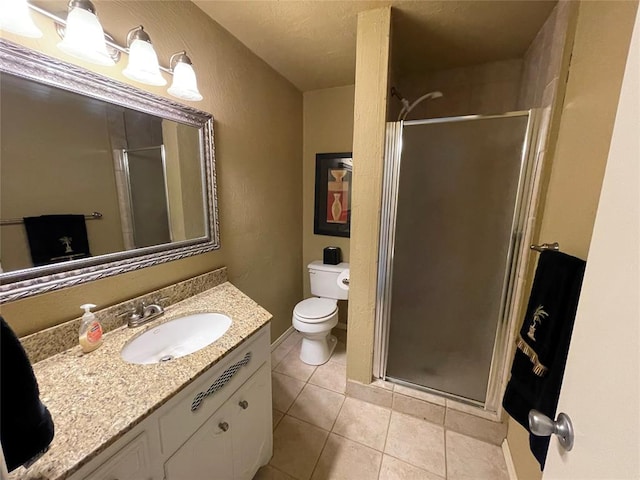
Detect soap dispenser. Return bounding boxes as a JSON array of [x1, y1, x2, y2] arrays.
[[79, 304, 103, 353]]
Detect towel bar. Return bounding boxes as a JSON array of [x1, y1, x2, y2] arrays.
[[530, 242, 560, 252], [0, 212, 103, 226]]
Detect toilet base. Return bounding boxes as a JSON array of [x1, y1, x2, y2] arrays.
[[299, 333, 337, 366]]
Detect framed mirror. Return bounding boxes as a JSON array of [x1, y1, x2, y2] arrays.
[[0, 39, 219, 303]]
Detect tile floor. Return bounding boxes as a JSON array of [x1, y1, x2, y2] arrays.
[[254, 329, 510, 480]]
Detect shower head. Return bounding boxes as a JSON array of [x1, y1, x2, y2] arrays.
[[398, 90, 444, 121], [391, 86, 411, 109]]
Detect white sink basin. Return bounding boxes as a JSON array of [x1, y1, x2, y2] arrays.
[[120, 313, 232, 365]]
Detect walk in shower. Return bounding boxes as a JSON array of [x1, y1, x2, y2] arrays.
[[114, 145, 172, 249], [374, 111, 541, 411]]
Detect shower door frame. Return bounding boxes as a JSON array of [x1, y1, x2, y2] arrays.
[[114, 144, 173, 249], [374, 110, 545, 413]]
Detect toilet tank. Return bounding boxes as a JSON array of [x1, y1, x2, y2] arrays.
[[308, 261, 349, 300]]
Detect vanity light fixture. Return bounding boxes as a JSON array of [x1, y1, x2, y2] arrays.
[[57, 0, 115, 66], [12, 0, 205, 101], [0, 0, 43, 38], [122, 25, 167, 87], [168, 51, 203, 102]]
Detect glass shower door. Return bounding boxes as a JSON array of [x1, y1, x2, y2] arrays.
[[384, 114, 530, 404], [123, 145, 172, 248]]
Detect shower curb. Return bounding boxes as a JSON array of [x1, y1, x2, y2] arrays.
[[346, 379, 508, 445]]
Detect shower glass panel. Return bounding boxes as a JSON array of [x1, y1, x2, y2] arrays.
[[384, 114, 530, 404], [123, 146, 172, 248]]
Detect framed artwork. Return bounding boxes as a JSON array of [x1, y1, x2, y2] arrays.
[[314, 152, 353, 237]]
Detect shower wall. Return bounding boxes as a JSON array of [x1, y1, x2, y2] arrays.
[[387, 59, 523, 121], [518, 1, 575, 110]]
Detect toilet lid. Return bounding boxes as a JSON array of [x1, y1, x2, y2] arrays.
[[294, 298, 337, 321]]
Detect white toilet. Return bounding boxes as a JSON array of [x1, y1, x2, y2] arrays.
[[292, 261, 349, 365]]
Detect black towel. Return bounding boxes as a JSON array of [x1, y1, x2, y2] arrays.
[[502, 250, 585, 470], [23, 215, 91, 266], [0, 316, 55, 472]]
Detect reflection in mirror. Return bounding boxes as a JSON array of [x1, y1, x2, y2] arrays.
[[1, 73, 205, 272], [0, 39, 218, 302]]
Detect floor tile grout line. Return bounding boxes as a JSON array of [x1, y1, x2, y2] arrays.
[[443, 423, 448, 479], [328, 391, 348, 434], [382, 452, 447, 480], [378, 406, 395, 479], [308, 422, 331, 479], [268, 463, 295, 479], [271, 342, 298, 371], [329, 429, 388, 454], [272, 365, 316, 385], [271, 414, 329, 479], [284, 377, 308, 415], [305, 364, 331, 480]]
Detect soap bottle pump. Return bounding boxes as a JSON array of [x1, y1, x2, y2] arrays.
[[79, 303, 103, 353]]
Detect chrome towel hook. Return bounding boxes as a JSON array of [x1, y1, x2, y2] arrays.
[[530, 242, 560, 253]]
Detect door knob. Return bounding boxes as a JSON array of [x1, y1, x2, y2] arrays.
[[528, 410, 574, 451]]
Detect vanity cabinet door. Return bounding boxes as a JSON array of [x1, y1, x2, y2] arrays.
[[84, 432, 152, 480], [163, 401, 235, 480], [230, 363, 272, 480], [163, 363, 272, 480]]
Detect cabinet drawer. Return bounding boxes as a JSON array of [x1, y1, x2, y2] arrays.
[[159, 325, 270, 455], [84, 432, 150, 480]]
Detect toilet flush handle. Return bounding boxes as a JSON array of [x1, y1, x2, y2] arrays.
[[341, 278, 349, 286]]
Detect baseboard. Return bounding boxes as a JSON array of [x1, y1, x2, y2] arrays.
[[335, 322, 347, 330], [502, 439, 518, 480], [271, 326, 295, 351]]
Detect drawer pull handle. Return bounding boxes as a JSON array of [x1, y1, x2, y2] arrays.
[[239, 400, 249, 410], [191, 352, 252, 412], [218, 422, 229, 432]]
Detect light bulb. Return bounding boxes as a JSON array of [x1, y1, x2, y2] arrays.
[[122, 26, 166, 86], [57, 1, 114, 66], [168, 52, 203, 102], [0, 0, 43, 38]]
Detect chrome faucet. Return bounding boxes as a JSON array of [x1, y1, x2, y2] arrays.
[[120, 298, 169, 328]]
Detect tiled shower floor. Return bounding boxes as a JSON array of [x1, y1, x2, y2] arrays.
[[254, 329, 510, 480]]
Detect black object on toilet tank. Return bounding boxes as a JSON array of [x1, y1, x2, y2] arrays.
[[323, 246, 342, 265]]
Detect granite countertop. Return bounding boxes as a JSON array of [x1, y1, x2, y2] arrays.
[[10, 281, 272, 480]]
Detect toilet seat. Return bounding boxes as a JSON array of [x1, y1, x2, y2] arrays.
[[293, 298, 337, 323]]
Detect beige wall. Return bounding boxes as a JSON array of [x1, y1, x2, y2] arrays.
[[388, 59, 523, 121], [518, 1, 575, 110], [346, 7, 391, 383], [0, 84, 124, 271], [0, 1, 303, 340], [302, 85, 354, 301], [507, 2, 638, 479]]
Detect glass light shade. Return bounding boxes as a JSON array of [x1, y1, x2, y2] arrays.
[[123, 39, 166, 86], [57, 6, 114, 66], [168, 62, 203, 101], [0, 0, 43, 38]]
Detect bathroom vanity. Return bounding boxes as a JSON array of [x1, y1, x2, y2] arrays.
[[9, 272, 273, 480], [71, 326, 271, 480]]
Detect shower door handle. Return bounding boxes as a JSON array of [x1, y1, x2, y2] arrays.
[[528, 410, 575, 451]]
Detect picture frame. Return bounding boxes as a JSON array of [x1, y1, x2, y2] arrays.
[[314, 152, 353, 237]]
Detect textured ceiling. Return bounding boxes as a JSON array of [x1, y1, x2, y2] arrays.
[[194, 0, 557, 92]]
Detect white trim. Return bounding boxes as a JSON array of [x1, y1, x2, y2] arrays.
[[502, 439, 519, 480], [271, 326, 295, 351]]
